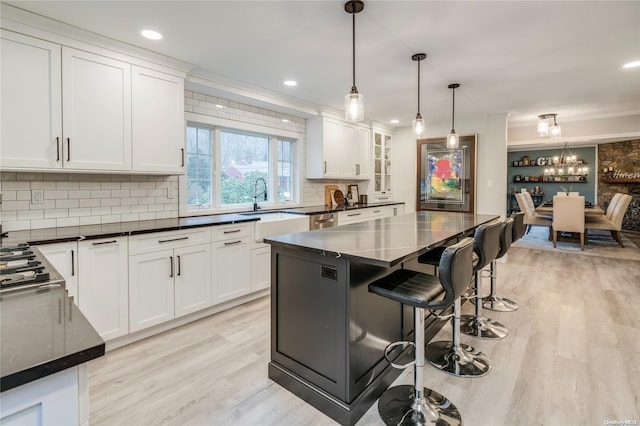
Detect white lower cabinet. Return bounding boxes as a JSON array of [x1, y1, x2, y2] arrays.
[[78, 237, 128, 341], [37, 241, 78, 302], [128, 228, 211, 333], [251, 246, 271, 292], [212, 224, 251, 304]]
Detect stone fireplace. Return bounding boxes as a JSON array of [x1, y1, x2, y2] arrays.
[[597, 139, 640, 232]]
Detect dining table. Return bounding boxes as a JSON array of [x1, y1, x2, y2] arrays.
[[535, 201, 605, 217]]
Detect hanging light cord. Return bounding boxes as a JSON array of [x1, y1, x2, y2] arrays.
[[417, 58, 421, 115], [351, 10, 357, 92], [451, 86, 456, 130]]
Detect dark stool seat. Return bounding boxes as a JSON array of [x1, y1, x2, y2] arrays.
[[480, 214, 520, 312], [460, 219, 509, 340], [369, 238, 474, 426]]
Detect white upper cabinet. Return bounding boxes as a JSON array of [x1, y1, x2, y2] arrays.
[[0, 30, 185, 174], [1, 30, 62, 169], [62, 47, 132, 171], [306, 116, 371, 180], [132, 66, 185, 173], [371, 129, 393, 200]]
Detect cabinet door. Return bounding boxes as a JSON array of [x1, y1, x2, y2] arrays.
[[37, 242, 78, 302], [322, 118, 345, 177], [212, 237, 251, 304], [251, 246, 271, 292], [354, 126, 371, 178], [1, 31, 62, 169], [383, 133, 392, 193], [78, 237, 128, 340], [62, 47, 131, 171], [174, 243, 211, 317], [129, 249, 175, 332], [132, 66, 185, 173]]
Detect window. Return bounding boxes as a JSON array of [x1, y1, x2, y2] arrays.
[[185, 124, 296, 211]]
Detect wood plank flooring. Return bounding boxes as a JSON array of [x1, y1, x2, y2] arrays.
[[88, 243, 640, 426]]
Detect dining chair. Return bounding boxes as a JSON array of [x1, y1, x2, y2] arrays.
[[515, 192, 552, 235], [552, 195, 585, 250], [569, 192, 579, 196], [585, 194, 632, 247]]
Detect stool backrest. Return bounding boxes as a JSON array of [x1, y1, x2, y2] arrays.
[[473, 219, 502, 271], [438, 237, 475, 305], [510, 211, 525, 242], [496, 217, 514, 259]]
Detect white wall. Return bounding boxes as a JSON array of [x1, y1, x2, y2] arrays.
[[392, 113, 509, 217]]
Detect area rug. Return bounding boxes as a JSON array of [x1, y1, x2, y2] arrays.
[[511, 225, 640, 261]]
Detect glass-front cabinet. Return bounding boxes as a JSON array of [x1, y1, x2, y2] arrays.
[[373, 130, 392, 198]]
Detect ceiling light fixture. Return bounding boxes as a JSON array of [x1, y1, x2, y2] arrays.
[[344, 0, 364, 122], [537, 113, 561, 138], [623, 60, 640, 69], [447, 83, 460, 149], [390, 119, 399, 124], [141, 29, 162, 40], [284, 80, 297, 87], [411, 53, 427, 137]]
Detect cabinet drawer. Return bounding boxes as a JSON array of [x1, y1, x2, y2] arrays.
[[129, 228, 211, 255], [212, 223, 250, 241], [338, 209, 372, 225]]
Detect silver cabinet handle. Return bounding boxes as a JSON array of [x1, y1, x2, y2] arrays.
[[223, 229, 241, 234], [180, 148, 185, 167], [347, 212, 362, 217], [67, 138, 70, 162], [159, 236, 189, 243], [373, 210, 381, 213], [93, 240, 117, 245], [169, 256, 174, 277], [176, 255, 181, 276], [56, 137, 60, 161], [71, 249, 75, 276], [224, 240, 242, 246]]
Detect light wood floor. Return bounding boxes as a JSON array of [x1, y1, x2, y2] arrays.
[[88, 243, 640, 426]]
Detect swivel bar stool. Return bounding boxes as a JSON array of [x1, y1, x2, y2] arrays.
[[460, 219, 508, 339], [480, 216, 518, 312], [368, 237, 474, 426]]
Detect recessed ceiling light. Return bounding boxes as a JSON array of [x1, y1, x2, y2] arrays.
[[390, 119, 399, 124], [623, 60, 640, 69], [283, 80, 297, 87], [141, 29, 162, 40], [215, 104, 224, 109], [282, 119, 290, 123]]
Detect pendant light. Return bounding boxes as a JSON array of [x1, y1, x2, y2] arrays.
[[537, 113, 561, 138], [412, 53, 427, 137], [344, 1, 364, 122], [447, 83, 460, 149]]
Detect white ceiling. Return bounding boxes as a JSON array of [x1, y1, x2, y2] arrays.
[[6, 1, 640, 130]]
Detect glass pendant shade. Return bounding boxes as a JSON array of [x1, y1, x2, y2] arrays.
[[447, 131, 459, 149], [413, 114, 424, 136], [549, 123, 561, 138], [345, 91, 364, 122], [537, 118, 550, 137]]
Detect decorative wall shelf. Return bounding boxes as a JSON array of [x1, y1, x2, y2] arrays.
[[601, 178, 640, 184]]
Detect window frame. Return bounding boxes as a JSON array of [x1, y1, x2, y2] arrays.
[[180, 112, 303, 217]]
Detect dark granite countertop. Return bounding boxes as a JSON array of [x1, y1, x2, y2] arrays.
[[265, 211, 498, 267], [0, 203, 403, 247], [0, 284, 105, 392]]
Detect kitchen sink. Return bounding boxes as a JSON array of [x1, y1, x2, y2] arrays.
[[241, 211, 309, 242]]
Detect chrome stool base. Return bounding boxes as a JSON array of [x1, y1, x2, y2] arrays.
[[425, 340, 491, 377], [460, 315, 508, 339], [481, 295, 518, 312], [378, 384, 462, 426]]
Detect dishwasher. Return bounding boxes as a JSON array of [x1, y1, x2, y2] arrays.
[[309, 213, 337, 230]]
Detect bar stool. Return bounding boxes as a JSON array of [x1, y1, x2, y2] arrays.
[[368, 238, 474, 426], [460, 219, 508, 339], [480, 217, 518, 312]]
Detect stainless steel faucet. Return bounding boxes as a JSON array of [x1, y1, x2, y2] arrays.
[[253, 177, 267, 211]]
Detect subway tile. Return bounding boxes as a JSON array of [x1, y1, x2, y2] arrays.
[[17, 210, 44, 220], [56, 199, 79, 209], [101, 214, 122, 224], [130, 175, 149, 182], [1, 190, 17, 201], [91, 190, 111, 198], [69, 208, 91, 217], [46, 190, 69, 200], [120, 213, 139, 222], [67, 174, 93, 182], [131, 205, 149, 213], [79, 182, 101, 189], [80, 216, 101, 226], [121, 198, 139, 206], [1, 172, 17, 181], [44, 209, 69, 219], [100, 198, 121, 207], [138, 197, 155, 205], [155, 211, 172, 220], [56, 181, 80, 190], [138, 212, 156, 221], [111, 206, 131, 215], [130, 189, 148, 197], [56, 217, 79, 228], [16, 191, 31, 201], [79, 199, 100, 208], [3, 220, 29, 231], [91, 207, 112, 216], [16, 172, 44, 181], [101, 182, 121, 190], [193, 92, 205, 101], [29, 200, 56, 210], [147, 204, 164, 212], [111, 189, 130, 198], [121, 182, 139, 190], [43, 173, 68, 181], [138, 182, 155, 189], [1, 181, 30, 190], [0, 211, 17, 221], [2, 200, 30, 211], [68, 190, 91, 199], [148, 188, 165, 197]]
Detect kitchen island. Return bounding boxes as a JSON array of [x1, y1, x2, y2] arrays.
[[265, 211, 499, 425]]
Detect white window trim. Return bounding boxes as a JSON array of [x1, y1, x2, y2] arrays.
[[180, 112, 304, 217]]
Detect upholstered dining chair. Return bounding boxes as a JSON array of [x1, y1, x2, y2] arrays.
[[552, 195, 585, 250], [586, 194, 632, 247], [515, 192, 552, 235]]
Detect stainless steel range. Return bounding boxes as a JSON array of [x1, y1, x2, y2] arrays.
[[0, 244, 64, 293]]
